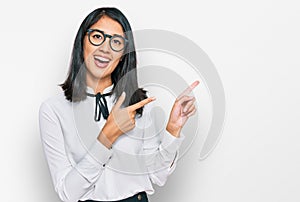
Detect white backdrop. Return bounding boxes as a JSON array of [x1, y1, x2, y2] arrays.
[[0, 0, 300, 201]]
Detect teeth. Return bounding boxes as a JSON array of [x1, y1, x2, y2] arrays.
[[95, 56, 110, 62]]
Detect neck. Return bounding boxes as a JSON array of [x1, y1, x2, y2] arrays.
[[86, 75, 112, 94]]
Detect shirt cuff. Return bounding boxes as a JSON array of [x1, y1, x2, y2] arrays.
[[160, 130, 185, 154], [87, 140, 113, 166]]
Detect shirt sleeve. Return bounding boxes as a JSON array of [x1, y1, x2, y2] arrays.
[[142, 102, 185, 186], [39, 102, 113, 202]]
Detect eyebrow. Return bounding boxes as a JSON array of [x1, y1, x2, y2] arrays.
[[89, 28, 125, 37]]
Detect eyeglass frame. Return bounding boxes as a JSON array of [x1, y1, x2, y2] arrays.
[[86, 28, 128, 52]]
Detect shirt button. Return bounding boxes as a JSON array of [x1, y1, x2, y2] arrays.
[[137, 194, 142, 200]]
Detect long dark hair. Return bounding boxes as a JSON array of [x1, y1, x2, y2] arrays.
[[60, 7, 147, 116]]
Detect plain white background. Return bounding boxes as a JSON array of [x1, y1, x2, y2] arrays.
[[0, 0, 300, 201]]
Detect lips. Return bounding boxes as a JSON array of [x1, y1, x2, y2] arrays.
[[94, 55, 111, 69]]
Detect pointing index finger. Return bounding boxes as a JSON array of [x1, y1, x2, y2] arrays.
[[177, 80, 200, 99], [129, 97, 156, 111]]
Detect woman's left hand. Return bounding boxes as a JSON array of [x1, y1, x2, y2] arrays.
[[166, 81, 199, 137]]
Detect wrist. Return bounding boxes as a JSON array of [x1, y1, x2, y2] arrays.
[[97, 132, 113, 149], [98, 123, 120, 149], [166, 123, 181, 138]]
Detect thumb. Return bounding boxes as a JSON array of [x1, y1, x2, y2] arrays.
[[113, 92, 126, 110]]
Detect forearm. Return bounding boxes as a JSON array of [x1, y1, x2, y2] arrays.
[[43, 139, 113, 202], [143, 129, 185, 186]]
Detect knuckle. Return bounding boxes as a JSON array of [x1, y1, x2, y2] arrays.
[[129, 122, 135, 130], [130, 118, 136, 125]]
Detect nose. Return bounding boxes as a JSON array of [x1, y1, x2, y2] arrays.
[[98, 38, 111, 53]]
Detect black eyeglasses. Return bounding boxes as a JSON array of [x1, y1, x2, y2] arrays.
[[86, 29, 127, 52]]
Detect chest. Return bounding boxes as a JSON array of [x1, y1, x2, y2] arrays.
[[59, 100, 146, 164]]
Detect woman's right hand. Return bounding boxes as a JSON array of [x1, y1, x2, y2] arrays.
[[98, 92, 156, 148]]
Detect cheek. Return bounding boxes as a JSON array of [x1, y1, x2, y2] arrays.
[[112, 52, 123, 62], [83, 40, 95, 61], [111, 54, 123, 68], [109, 59, 121, 72]]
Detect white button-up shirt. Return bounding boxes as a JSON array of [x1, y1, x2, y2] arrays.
[[39, 84, 185, 202]]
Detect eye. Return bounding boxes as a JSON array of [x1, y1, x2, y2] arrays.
[[112, 39, 122, 45], [92, 34, 102, 40]]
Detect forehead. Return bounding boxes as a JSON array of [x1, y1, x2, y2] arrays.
[[90, 15, 124, 36]]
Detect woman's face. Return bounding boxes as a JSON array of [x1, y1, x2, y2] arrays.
[[83, 15, 124, 86]]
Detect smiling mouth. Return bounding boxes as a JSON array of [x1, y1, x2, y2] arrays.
[[94, 55, 111, 68], [94, 55, 110, 63]]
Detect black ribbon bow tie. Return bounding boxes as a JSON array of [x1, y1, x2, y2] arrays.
[[86, 92, 112, 122]]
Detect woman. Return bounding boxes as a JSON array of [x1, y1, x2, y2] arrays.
[[39, 7, 198, 202]]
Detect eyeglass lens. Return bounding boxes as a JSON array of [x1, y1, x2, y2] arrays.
[[88, 30, 125, 52]]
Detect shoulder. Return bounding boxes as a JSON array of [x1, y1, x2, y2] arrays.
[[39, 90, 72, 117], [142, 90, 167, 126], [141, 91, 161, 121], [142, 91, 156, 113]]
